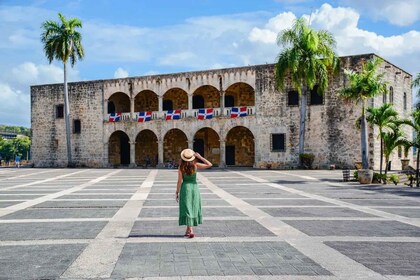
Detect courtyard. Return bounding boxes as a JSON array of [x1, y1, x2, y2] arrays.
[[0, 168, 419, 279]]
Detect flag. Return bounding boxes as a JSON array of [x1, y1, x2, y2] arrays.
[[231, 107, 247, 118], [108, 112, 121, 122], [137, 111, 152, 122], [166, 109, 181, 120], [197, 108, 213, 120]]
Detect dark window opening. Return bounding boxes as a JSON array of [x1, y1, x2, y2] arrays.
[[163, 100, 173, 111], [287, 90, 299, 106], [309, 85, 323, 105], [383, 93, 387, 104], [56, 104, 64, 118], [73, 119, 81, 134], [225, 95, 234, 107], [193, 95, 205, 109], [108, 101, 115, 114], [271, 133, 285, 152], [389, 86, 394, 104], [403, 92, 407, 110]]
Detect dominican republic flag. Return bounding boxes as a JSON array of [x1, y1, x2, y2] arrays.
[[231, 107, 247, 118], [166, 109, 181, 120], [198, 108, 213, 120], [108, 112, 121, 122], [137, 111, 152, 122]]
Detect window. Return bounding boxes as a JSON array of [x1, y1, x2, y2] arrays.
[[163, 100, 173, 111], [398, 146, 402, 158], [73, 119, 81, 134], [309, 85, 323, 105], [225, 95, 234, 107], [271, 133, 285, 152], [383, 92, 387, 104], [193, 95, 204, 109], [389, 86, 394, 104], [56, 104, 64, 118], [403, 92, 407, 110], [287, 90, 299, 106]]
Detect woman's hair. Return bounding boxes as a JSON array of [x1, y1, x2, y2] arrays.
[[180, 160, 196, 175]]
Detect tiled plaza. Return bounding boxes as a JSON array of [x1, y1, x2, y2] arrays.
[[0, 168, 419, 279]]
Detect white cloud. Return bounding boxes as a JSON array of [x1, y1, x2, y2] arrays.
[[340, 0, 420, 26], [0, 83, 30, 126], [249, 12, 296, 44], [114, 67, 129, 78]]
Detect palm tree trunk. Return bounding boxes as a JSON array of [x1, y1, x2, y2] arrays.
[[361, 102, 369, 169], [298, 89, 307, 163], [379, 135, 383, 175], [63, 62, 72, 166], [384, 155, 389, 183], [416, 149, 420, 187]]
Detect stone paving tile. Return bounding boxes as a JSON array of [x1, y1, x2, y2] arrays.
[[233, 192, 305, 199], [0, 208, 119, 219], [130, 220, 275, 237], [261, 207, 378, 218], [0, 244, 87, 279], [374, 207, 420, 218], [32, 200, 127, 208], [0, 195, 44, 200], [340, 198, 420, 207], [283, 220, 420, 237], [325, 241, 420, 276], [244, 199, 334, 206], [144, 199, 229, 207], [59, 194, 133, 199], [112, 242, 331, 278], [0, 221, 107, 240], [139, 207, 246, 218], [0, 201, 24, 208]]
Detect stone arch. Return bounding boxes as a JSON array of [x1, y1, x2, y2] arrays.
[[108, 130, 130, 166], [135, 90, 158, 112], [109, 92, 130, 113], [225, 126, 254, 166], [163, 88, 188, 110], [192, 85, 220, 109], [135, 129, 158, 167], [163, 129, 188, 165], [193, 127, 220, 166], [225, 82, 255, 107]]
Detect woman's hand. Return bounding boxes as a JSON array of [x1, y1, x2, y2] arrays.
[[175, 192, 179, 203], [194, 152, 201, 158]]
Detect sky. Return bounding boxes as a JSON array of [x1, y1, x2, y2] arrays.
[[0, 0, 419, 127]]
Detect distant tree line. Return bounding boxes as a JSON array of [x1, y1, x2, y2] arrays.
[[0, 125, 31, 163], [0, 125, 31, 137]]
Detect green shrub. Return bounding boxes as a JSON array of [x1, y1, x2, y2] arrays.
[[373, 172, 387, 184], [353, 170, 358, 180], [299, 153, 315, 169], [388, 174, 399, 185]]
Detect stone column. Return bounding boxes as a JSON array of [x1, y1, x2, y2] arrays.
[[103, 142, 109, 167], [129, 141, 136, 167], [104, 99, 108, 121], [219, 140, 226, 168], [158, 140, 164, 168], [220, 90, 225, 116], [158, 96, 163, 112], [188, 140, 194, 150], [188, 94, 193, 111], [130, 97, 135, 121]]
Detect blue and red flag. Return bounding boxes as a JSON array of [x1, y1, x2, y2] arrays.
[[137, 111, 152, 122], [108, 112, 121, 122], [198, 108, 213, 120], [166, 109, 181, 120], [231, 107, 247, 118]]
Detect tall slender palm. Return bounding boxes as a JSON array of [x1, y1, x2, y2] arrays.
[[340, 58, 387, 169], [275, 17, 338, 163], [366, 104, 398, 175], [413, 73, 420, 108], [402, 109, 420, 186], [41, 13, 84, 166]]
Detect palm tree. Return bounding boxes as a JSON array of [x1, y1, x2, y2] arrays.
[[41, 13, 84, 166], [366, 104, 398, 175], [413, 73, 420, 108], [275, 17, 338, 164], [340, 57, 387, 170], [382, 127, 409, 178], [401, 109, 420, 187]]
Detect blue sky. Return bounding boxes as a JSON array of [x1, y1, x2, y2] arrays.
[[0, 0, 419, 127]]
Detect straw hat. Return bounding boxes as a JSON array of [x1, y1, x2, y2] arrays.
[[180, 149, 195, 162]]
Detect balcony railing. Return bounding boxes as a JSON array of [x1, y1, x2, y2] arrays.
[[107, 106, 255, 122]]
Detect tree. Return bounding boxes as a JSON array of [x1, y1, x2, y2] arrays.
[[382, 127, 408, 178], [401, 109, 420, 187], [340, 57, 387, 169], [275, 17, 338, 164], [413, 73, 420, 108], [366, 104, 398, 175], [41, 13, 84, 166]]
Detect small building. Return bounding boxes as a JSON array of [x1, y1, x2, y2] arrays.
[[30, 53, 412, 169], [0, 132, 18, 139]]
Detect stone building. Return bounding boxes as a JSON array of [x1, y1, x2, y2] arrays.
[[31, 53, 413, 169]]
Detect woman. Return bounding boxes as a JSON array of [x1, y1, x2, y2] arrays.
[[176, 148, 212, 238]]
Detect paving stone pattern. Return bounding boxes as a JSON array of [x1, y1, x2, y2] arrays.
[[0, 168, 419, 279]]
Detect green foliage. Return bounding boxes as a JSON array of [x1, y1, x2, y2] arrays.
[[353, 170, 358, 180], [0, 136, 31, 161], [0, 125, 31, 136], [299, 153, 315, 169], [373, 172, 387, 184], [388, 174, 399, 185]]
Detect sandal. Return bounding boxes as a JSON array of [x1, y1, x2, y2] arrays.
[[188, 233, 195, 238]]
